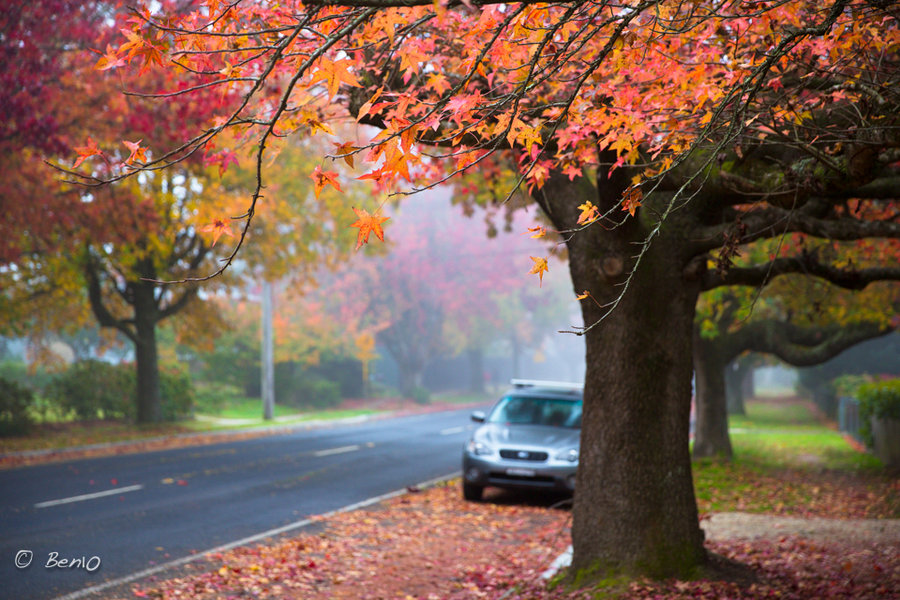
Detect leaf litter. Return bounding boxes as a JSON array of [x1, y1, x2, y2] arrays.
[[117, 469, 898, 600]]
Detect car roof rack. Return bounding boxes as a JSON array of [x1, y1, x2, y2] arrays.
[[510, 379, 583, 391]]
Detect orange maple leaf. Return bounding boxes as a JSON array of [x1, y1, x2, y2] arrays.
[[310, 165, 342, 199], [528, 256, 549, 286], [73, 137, 102, 168], [311, 58, 361, 99], [332, 141, 359, 168], [524, 226, 546, 239], [94, 44, 126, 71], [199, 218, 235, 247], [622, 186, 643, 217], [299, 111, 335, 136], [123, 140, 147, 166], [350, 207, 389, 251], [381, 144, 413, 182], [118, 28, 167, 74]]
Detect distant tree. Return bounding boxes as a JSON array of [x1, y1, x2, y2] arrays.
[[694, 277, 899, 459]]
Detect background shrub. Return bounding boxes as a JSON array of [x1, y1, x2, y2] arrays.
[[47, 360, 134, 420], [278, 371, 342, 410], [856, 379, 900, 446], [158, 364, 194, 421], [45, 360, 195, 422], [0, 376, 34, 436], [0, 360, 56, 393], [411, 385, 431, 405]]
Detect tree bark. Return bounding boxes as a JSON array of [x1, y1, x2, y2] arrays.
[[725, 358, 751, 416], [396, 365, 423, 398], [538, 173, 707, 580], [132, 278, 162, 423], [693, 333, 733, 460]]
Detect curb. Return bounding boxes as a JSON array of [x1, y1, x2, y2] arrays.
[[52, 471, 462, 600]]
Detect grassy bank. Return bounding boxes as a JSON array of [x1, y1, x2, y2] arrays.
[[693, 397, 897, 519], [0, 387, 492, 456]]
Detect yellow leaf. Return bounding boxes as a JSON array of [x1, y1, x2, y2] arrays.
[[576, 201, 598, 225], [528, 256, 549, 286]]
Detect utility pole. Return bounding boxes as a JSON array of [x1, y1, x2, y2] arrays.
[[261, 280, 275, 420]]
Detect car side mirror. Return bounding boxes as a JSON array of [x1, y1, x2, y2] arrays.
[[471, 411, 486, 423]]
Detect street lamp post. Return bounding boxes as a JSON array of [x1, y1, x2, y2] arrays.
[[261, 280, 275, 420]]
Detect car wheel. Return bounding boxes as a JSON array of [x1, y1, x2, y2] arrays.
[[462, 482, 484, 501]]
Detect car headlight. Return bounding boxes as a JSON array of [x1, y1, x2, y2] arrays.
[[466, 439, 494, 456], [555, 448, 578, 463]]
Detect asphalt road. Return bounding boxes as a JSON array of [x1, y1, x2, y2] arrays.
[[0, 405, 487, 600]]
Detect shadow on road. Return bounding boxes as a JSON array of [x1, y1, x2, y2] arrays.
[[479, 487, 573, 510]]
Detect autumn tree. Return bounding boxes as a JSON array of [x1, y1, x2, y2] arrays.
[[308, 193, 554, 397], [81, 0, 900, 583], [0, 1, 107, 262], [693, 276, 900, 460], [2, 2, 359, 423]]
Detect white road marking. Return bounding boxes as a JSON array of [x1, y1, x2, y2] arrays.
[[313, 444, 360, 457], [440, 426, 465, 435], [53, 471, 461, 600], [35, 485, 144, 509]]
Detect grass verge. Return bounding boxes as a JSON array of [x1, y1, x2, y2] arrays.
[[693, 397, 897, 519]]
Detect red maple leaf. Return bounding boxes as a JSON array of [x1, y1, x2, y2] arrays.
[[73, 137, 102, 168]]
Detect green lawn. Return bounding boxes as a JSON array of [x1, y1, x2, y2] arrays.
[[1, 383, 491, 455], [693, 398, 896, 518]]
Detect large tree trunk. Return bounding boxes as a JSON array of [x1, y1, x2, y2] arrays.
[[539, 173, 707, 580], [397, 365, 424, 398], [725, 359, 749, 416], [133, 282, 162, 423], [693, 334, 733, 459]]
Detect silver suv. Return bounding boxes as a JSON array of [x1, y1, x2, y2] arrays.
[[461, 380, 582, 501]]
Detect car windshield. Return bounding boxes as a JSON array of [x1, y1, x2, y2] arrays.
[[487, 395, 582, 428]]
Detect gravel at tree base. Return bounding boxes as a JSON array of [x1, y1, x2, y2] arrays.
[[703, 511, 900, 544]]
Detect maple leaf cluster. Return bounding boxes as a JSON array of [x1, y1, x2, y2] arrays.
[[82, 0, 898, 277]]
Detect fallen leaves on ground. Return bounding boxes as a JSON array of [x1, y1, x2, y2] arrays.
[[124, 483, 572, 600], [696, 464, 899, 520], [116, 474, 899, 600]]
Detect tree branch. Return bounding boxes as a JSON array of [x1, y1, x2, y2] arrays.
[[703, 253, 900, 291], [84, 257, 136, 343], [743, 319, 895, 367]]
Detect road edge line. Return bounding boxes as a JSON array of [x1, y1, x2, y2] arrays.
[[53, 471, 461, 600]]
